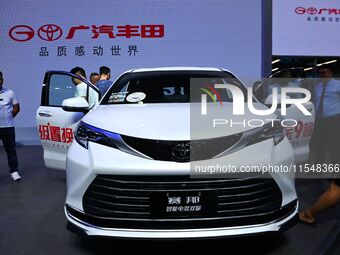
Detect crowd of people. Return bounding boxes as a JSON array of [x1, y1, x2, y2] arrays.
[[71, 65, 113, 96]]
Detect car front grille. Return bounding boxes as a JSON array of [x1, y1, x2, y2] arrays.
[[121, 134, 241, 162], [73, 175, 296, 230]]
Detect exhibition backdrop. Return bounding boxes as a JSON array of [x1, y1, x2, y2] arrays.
[[273, 0, 340, 56], [0, 0, 269, 144]]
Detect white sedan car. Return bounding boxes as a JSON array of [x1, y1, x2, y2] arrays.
[[36, 67, 314, 238]]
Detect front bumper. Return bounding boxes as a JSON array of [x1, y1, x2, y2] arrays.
[[65, 137, 297, 238]]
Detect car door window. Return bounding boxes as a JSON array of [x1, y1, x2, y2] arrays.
[[48, 74, 77, 106], [47, 73, 99, 108]]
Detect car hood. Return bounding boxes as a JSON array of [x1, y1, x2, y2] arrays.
[[82, 103, 277, 140]]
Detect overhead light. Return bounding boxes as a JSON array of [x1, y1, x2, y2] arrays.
[[316, 59, 337, 67], [272, 67, 279, 72], [304, 67, 313, 71], [272, 59, 280, 64]]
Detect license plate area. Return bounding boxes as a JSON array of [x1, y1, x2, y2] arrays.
[[150, 191, 216, 219]]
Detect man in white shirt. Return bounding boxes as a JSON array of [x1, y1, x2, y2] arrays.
[[70, 67, 98, 108], [0, 71, 21, 181]]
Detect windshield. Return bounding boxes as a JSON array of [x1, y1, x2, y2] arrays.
[[101, 70, 247, 104]]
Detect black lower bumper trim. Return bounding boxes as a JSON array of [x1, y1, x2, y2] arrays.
[[66, 220, 88, 237]]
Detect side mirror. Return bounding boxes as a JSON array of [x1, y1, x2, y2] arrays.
[[62, 97, 89, 112]]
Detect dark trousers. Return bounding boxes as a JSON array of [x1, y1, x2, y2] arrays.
[[0, 127, 18, 173], [310, 116, 340, 164]]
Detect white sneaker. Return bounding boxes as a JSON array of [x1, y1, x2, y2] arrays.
[[11, 171, 21, 181]]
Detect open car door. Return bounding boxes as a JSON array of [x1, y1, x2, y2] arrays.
[[253, 68, 315, 164], [36, 71, 100, 170]]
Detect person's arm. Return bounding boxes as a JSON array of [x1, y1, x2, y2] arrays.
[[11, 90, 20, 118], [12, 103, 20, 118]]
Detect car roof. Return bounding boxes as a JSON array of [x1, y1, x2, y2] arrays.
[[130, 67, 225, 73]]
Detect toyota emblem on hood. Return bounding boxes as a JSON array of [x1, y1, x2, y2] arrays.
[[171, 142, 190, 162]]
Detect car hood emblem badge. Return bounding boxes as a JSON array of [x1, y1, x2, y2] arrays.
[[171, 142, 190, 162]]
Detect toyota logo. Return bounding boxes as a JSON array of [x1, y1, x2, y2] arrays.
[[171, 142, 191, 162], [307, 7, 318, 15], [9, 25, 35, 42], [38, 24, 63, 41]]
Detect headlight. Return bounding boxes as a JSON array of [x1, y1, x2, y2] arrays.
[[75, 122, 120, 149], [221, 121, 285, 156], [247, 121, 284, 146]]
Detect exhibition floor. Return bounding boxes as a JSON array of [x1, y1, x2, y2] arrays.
[[0, 146, 339, 255]]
